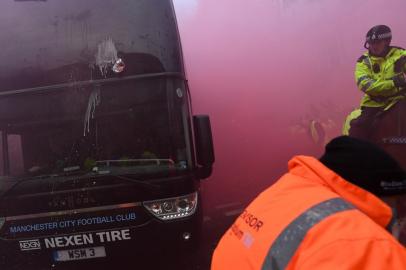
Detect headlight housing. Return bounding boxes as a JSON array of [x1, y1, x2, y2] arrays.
[[143, 192, 198, 221]]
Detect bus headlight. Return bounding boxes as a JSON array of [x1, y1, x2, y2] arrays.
[[143, 192, 198, 221]]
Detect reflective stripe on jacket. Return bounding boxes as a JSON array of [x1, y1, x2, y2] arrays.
[[356, 47, 406, 108], [211, 156, 406, 270], [342, 108, 361, 135]]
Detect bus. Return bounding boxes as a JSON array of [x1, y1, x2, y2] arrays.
[[0, 0, 214, 269]]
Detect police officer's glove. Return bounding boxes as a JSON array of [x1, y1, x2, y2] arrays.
[[393, 73, 406, 88]]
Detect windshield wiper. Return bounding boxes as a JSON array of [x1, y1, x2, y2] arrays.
[[99, 174, 162, 190], [0, 169, 92, 200], [95, 159, 175, 167], [0, 170, 163, 201]]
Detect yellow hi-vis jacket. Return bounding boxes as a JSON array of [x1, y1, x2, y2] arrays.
[[211, 156, 406, 270], [356, 47, 406, 109]]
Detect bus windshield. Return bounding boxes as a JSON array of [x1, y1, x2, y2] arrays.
[[0, 75, 191, 180], [0, 0, 190, 181]]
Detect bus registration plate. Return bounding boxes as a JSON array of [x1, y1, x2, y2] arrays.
[[53, 246, 106, 262]]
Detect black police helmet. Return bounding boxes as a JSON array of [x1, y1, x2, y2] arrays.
[[364, 25, 392, 48]]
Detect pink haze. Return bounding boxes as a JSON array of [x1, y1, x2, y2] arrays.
[[174, 0, 406, 207]]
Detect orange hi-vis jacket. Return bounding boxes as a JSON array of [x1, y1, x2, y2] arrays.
[[211, 156, 406, 270]]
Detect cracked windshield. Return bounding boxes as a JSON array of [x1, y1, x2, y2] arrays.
[[0, 78, 189, 181]]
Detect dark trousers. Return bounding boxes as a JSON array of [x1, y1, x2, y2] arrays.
[[349, 107, 382, 141]]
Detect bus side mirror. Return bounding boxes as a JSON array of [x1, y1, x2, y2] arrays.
[[193, 115, 215, 179]]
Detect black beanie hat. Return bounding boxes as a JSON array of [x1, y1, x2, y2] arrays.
[[319, 136, 406, 196]]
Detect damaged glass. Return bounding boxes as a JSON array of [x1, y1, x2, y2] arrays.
[[0, 75, 190, 182]]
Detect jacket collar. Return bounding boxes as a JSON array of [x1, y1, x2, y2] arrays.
[[367, 46, 397, 60], [288, 155, 393, 228]]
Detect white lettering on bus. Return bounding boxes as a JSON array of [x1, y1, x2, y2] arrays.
[[96, 229, 131, 243], [44, 234, 94, 248]]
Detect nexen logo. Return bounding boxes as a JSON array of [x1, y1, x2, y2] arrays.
[[19, 239, 41, 251], [44, 234, 93, 248], [44, 229, 131, 248]]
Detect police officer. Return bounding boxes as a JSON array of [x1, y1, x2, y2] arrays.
[[347, 25, 406, 139], [211, 136, 406, 270]]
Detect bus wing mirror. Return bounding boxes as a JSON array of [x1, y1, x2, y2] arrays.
[[193, 115, 215, 179]]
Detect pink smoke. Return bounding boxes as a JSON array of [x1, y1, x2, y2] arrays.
[[174, 0, 406, 207]]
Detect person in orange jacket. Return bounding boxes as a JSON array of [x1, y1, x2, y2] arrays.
[[211, 136, 406, 270]]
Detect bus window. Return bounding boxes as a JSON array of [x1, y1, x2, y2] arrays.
[[8, 134, 24, 176], [0, 132, 3, 175]]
